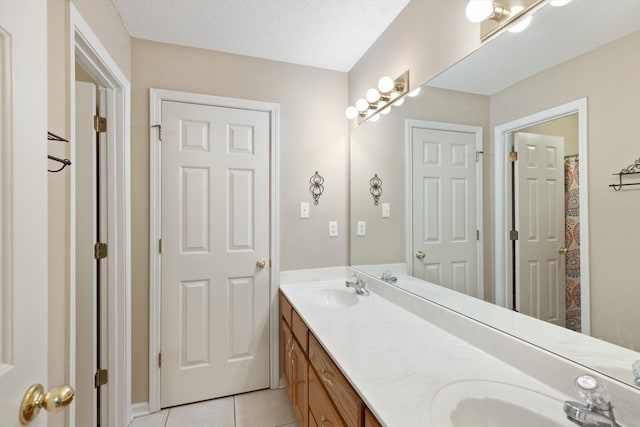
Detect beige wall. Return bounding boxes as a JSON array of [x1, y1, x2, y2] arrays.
[[490, 30, 640, 351], [47, 0, 130, 425], [348, 0, 481, 122], [130, 38, 348, 402]]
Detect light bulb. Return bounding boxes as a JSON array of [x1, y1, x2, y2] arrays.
[[355, 98, 369, 112], [465, 0, 494, 23], [549, 0, 572, 6], [369, 113, 380, 122], [393, 97, 405, 107], [380, 106, 392, 115], [365, 88, 381, 103], [378, 76, 395, 93], [408, 87, 421, 97], [507, 6, 531, 33], [345, 106, 359, 120]]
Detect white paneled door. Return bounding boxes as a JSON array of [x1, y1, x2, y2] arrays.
[[514, 132, 566, 326], [0, 1, 56, 426], [160, 101, 270, 407], [412, 127, 481, 298]]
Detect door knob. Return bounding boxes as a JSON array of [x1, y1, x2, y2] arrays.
[[558, 247, 568, 254], [256, 259, 267, 269], [415, 250, 426, 260], [20, 384, 74, 424]]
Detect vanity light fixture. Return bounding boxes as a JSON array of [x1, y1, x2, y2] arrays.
[[507, 6, 532, 32], [345, 70, 410, 124], [465, 0, 511, 23], [549, 0, 572, 6]]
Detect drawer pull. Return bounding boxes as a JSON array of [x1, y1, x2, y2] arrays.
[[320, 368, 334, 387], [321, 414, 332, 426]]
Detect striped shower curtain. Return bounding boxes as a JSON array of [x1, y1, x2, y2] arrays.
[[564, 156, 581, 332]]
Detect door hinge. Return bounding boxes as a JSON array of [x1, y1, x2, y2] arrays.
[[94, 369, 108, 388], [158, 239, 162, 254], [158, 352, 162, 368], [94, 242, 107, 259], [510, 230, 519, 241], [509, 151, 518, 162], [475, 151, 484, 162], [151, 124, 162, 141], [94, 115, 107, 133], [476, 230, 480, 240]]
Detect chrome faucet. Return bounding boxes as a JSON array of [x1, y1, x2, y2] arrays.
[[633, 359, 640, 386], [380, 269, 397, 284], [345, 274, 370, 296], [563, 375, 620, 427]]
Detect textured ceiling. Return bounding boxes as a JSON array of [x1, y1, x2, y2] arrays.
[[111, 0, 411, 72]]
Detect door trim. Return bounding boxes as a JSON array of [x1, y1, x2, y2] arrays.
[[493, 98, 590, 334], [148, 89, 280, 414], [404, 119, 484, 298], [70, 6, 132, 426]]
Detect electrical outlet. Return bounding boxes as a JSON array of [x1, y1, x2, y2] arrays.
[[382, 203, 391, 218], [300, 202, 310, 218], [357, 221, 366, 236], [328, 221, 338, 237]]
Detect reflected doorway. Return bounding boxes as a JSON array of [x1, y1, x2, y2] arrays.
[[493, 99, 590, 335]]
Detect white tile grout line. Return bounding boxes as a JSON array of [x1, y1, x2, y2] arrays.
[[232, 395, 237, 427]]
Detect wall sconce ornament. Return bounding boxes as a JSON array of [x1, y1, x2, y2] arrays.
[[309, 171, 325, 205], [369, 174, 383, 205], [345, 71, 412, 125]]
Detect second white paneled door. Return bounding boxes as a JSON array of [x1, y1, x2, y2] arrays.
[[160, 101, 270, 407], [411, 126, 482, 298]]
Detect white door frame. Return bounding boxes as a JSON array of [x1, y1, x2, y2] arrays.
[[493, 98, 590, 335], [70, 6, 132, 426], [148, 89, 280, 414], [405, 119, 484, 298]]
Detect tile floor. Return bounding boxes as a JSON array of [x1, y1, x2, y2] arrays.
[[128, 388, 299, 427]]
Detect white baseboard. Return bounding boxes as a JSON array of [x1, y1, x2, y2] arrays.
[[130, 402, 150, 419]]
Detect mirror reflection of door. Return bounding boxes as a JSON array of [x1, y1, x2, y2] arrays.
[[510, 114, 581, 332], [410, 122, 483, 299]]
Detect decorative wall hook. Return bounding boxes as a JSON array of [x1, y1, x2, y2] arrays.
[[309, 171, 325, 205], [369, 173, 383, 205], [47, 131, 72, 173], [609, 156, 640, 191]]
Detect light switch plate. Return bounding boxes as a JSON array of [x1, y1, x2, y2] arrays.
[[328, 221, 338, 237], [300, 202, 310, 218], [382, 203, 391, 218], [357, 221, 366, 236]]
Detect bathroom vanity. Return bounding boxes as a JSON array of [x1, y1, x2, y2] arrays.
[[279, 268, 640, 427]]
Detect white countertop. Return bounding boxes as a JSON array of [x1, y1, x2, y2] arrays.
[[280, 278, 575, 426]]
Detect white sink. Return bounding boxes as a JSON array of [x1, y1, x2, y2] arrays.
[[430, 380, 575, 427], [310, 288, 359, 308]]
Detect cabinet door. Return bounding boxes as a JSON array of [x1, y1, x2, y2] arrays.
[[365, 408, 383, 427], [308, 368, 346, 427], [291, 341, 308, 427], [281, 318, 293, 396]]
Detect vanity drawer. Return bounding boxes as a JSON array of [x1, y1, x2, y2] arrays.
[[280, 292, 292, 326], [292, 309, 309, 352], [309, 335, 363, 427], [364, 408, 383, 427], [308, 367, 346, 427]]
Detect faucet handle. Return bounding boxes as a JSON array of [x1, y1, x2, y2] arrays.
[[633, 360, 640, 385], [575, 375, 611, 410]]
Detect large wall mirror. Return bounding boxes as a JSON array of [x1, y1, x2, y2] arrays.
[[350, 0, 640, 388]]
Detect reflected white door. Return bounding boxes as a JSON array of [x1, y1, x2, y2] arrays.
[[0, 1, 50, 426], [514, 132, 566, 326], [412, 127, 481, 298], [160, 101, 270, 407]]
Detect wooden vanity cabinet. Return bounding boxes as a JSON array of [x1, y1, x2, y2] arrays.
[[281, 293, 308, 427], [364, 409, 383, 427], [280, 291, 383, 427]]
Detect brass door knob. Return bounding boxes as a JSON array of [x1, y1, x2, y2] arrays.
[[256, 259, 267, 269], [416, 250, 426, 260], [20, 384, 74, 424], [558, 247, 568, 254]]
